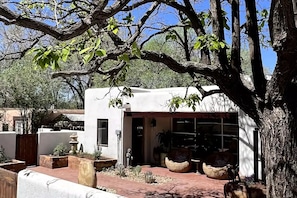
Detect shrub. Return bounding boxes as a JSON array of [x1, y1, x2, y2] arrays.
[[53, 143, 68, 156], [93, 146, 102, 160], [115, 163, 126, 177], [144, 171, 155, 184], [0, 145, 11, 163], [133, 165, 142, 176]]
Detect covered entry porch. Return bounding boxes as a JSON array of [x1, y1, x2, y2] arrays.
[[123, 111, 239, 167]]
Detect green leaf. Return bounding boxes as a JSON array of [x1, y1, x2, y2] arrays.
[[211, 41, 220, 51], [43, 49, 52, 57], [194, 41, 201, 49], [219, 42, 226, 49], [79, 47, 92, 55], [118, 54, 130, 62], [51, 59, 60, 70], [131, 42, 141, 58], [61, 48, 70, 62], [95, 49, 106, 57], [108, 17, 119, 34], [112, 27, 119, 34], [83, 51, 95, 64], [122, 12, 134, 23], [94, 38, 101, 50], [165, 33, 177, 41]]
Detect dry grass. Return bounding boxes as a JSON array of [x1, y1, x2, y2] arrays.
[[98, 165, 173, 185]]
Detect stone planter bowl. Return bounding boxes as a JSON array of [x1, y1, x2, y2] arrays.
[[165, 148, 192, 173], [202, 162, 229, 180], [165, 157, 191, 173]]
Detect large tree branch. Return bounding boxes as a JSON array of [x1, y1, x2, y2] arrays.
[[159, 0, 211, 64], [245, 0, 266, 99], [230, 0, 241, 73], [267, 0, 297, 107], [0, 0, 130, 41], [141, 50, 259, 121], [210, 0, 229, 70], [0, 34, 44, 61]]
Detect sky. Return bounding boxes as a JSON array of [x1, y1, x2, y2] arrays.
[[261, 48, 276, 73]]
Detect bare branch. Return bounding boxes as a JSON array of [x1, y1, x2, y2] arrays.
[[245, 0, 266, 99], [230, 0, 241, 73], [0, 0, 130, 41]]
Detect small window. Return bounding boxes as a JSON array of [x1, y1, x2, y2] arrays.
[[97, 119, 108, 146], [2, 123, 8, 131]]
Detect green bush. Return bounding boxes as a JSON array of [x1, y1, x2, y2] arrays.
[[133, 165, 142, 176], [144, 171, 155, 183], [0, 145, 11, 163], [53, 143, 68, 156]]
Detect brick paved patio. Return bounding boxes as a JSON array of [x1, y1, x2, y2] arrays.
[[29, 166, 227, 198]]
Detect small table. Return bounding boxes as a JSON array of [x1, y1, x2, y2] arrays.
[[191, 159, 201, 174]]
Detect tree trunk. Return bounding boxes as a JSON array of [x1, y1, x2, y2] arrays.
[[261, 106, 297, 197]]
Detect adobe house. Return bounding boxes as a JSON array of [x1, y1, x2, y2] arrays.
[[83, 86, 260, 178], [0, 108, 32, 133], [39, 109, 84, 131]]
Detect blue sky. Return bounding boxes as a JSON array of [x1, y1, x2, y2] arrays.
[[261, 48, 276, 73]]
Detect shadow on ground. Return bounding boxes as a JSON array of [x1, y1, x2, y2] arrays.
[[144, 188, 223, 198]]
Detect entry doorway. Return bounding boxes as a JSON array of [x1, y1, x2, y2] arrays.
[[132, 118, 144, 165]]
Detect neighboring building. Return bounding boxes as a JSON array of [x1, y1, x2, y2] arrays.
[[40, 109, 84, 131], [0, 108, 32, 133], [83, 86, 260, 178], [0, 108, 84, 133]]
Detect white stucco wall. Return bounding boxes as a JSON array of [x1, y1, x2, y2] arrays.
[[84, 86, 258, 176], [17, 169, 125, 198], [37, 129, 82, 164], [0, 131, 16, 159], [84, 88, 123, 160]]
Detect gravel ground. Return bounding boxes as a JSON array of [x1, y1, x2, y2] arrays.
[[98, 166, 173, 185]]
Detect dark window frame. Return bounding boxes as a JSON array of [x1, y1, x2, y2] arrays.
[[97, 119, 108, 146]]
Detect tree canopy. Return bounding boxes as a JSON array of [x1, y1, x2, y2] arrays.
[[1, 0, 297, 197]]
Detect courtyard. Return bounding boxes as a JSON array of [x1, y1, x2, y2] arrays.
[[29, 165, 226, 198]]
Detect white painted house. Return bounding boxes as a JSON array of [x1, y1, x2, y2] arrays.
[[83, 86, 260, 178]]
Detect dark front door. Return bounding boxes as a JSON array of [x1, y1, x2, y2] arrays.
[[132, 118, 144, 165]]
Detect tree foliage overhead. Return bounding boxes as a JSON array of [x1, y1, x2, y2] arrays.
[[1, 0, 297, 197], [0, 56, 83, 109]]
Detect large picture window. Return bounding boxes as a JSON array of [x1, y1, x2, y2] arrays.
[[97, 119, 108, 146], [171, 113, 239, 162]]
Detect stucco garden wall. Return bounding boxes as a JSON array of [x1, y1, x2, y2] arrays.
[[37, 129, 84, 164], [17, 169, 125, 198], [0, 131, 16, 159]]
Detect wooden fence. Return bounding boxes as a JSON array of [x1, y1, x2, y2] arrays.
[[16, 134, 38, 166]]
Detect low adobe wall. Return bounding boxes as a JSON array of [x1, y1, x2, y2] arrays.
[[17, 169, 125, 198], [0, 131, 16, 159], [37, 129, 84, 165]]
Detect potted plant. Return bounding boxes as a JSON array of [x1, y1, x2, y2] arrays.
[[39, 143, 69, 169], [68, 145, 117, 171], [0, 145, 26, 172], [154, 130, 171, 167], [53, 143, 68, 156]]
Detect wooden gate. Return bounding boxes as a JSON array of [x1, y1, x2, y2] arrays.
[[16, 134, 38, 166], [0, 168, 17, 198]]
